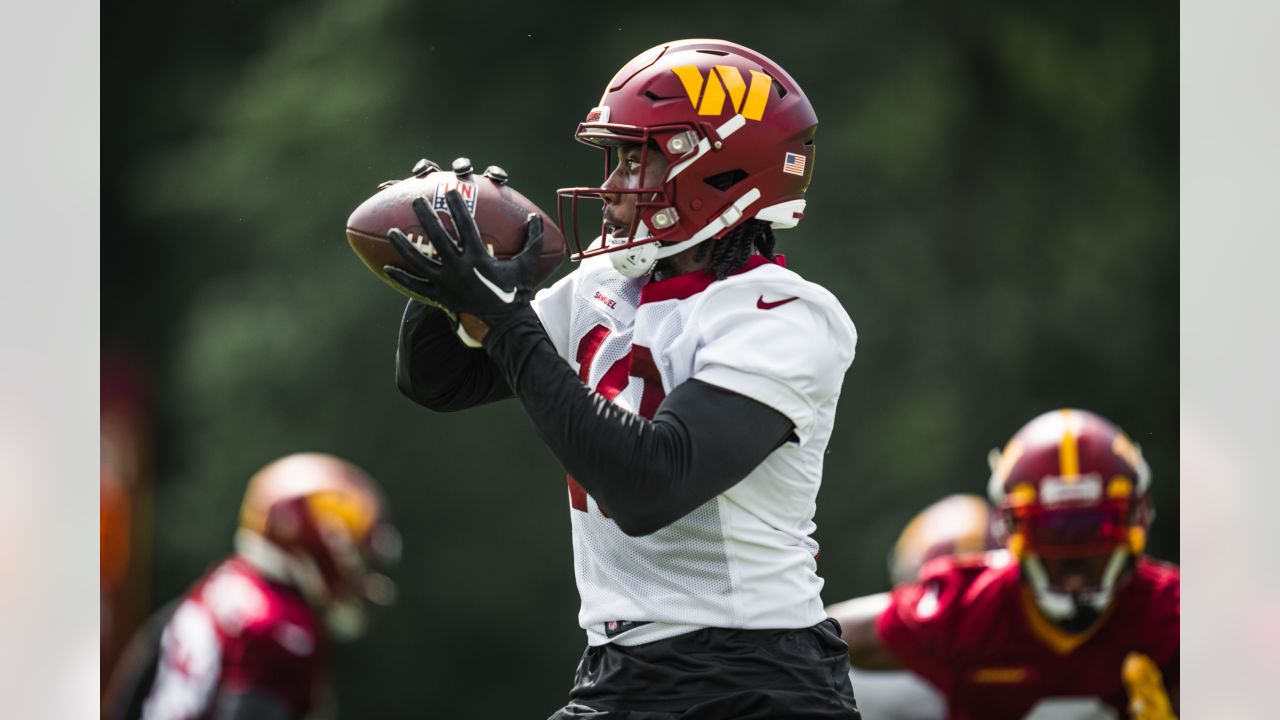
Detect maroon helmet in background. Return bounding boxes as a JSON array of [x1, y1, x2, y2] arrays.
[[557, 38, 818, 278], [234, 453, 401, 640], [987, 409, 1154, 625], [888, 494, 1000, 586]]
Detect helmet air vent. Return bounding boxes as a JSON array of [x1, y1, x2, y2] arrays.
[[703, 169, 748, 191]]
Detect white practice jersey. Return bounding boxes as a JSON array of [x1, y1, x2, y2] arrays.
[[531, 252, 856, 646]]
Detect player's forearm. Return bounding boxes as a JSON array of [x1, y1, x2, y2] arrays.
[[395, 300, 513, 411], [826, 593, 901, 670], [483, 306, 792, 536], [481, 306, 682, 534]]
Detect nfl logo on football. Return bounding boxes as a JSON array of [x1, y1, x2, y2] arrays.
[[433, 179, 478, 216]]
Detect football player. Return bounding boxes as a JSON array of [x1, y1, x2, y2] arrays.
[[827, 409, 1179, 720], [102, 453, 400, 720], [386, 39, 860, 718], [845, 494, 999, 720]]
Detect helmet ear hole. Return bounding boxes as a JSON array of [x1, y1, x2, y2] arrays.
[[703, 169, 748, 191]]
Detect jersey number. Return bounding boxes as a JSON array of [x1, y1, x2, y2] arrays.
[[567, 324, 666, 513]]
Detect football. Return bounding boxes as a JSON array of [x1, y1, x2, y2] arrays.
[[345, 158, 566, 296]]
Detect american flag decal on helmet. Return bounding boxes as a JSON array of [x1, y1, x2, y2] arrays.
[[783, 152, 806, 176]]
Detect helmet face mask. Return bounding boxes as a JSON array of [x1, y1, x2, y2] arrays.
[[557, 39, 818, 277], [1020, 546, 1131, 633], [987, 409, 1154, 631], [1036, 552, 1116, 593], [1007, 483, 1135, 558], [558, 131, 679, 276]]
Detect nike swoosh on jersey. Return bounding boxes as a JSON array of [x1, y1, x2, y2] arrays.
[[757, 295, 800, 310], [473, 267, 517, 303]]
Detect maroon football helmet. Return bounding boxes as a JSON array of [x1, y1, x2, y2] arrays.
[[557, 39, 818, 277], [987, 409, 1154, 623], [234, 453, 400, 639], [889, 494, 1000, 585]]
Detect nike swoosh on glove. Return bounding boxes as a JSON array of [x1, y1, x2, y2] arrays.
[[384, 188, 543, 331]]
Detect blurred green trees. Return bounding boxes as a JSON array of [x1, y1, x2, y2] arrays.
[[105, 1, 1176, 716]]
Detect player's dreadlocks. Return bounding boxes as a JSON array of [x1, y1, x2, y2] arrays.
[[695, 219, 777, 280]]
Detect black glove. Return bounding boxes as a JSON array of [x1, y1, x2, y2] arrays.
[[384, 190, 542, 331]]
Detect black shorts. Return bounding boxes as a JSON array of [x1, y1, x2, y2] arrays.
[[547, 618, 861, 720]]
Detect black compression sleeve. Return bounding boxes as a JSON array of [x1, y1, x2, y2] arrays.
[[395, 300, 514, 411], [483, 306, 795, 536]]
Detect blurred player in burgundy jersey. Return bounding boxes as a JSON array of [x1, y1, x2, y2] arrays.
[[828, 409, 1179, 720], [846, 494, 999, 720], [103, 453, 400, 720]]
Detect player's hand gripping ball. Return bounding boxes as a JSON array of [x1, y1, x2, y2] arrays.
[[385, 185, 544, 332], [345, 158, 565, 310]]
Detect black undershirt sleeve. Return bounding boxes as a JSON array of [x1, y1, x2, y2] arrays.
[[395, 300, 514, 411], [482, 305, 796, 537]]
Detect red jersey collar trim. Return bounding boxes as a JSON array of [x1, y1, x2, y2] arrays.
[[639, 254, 786, 304]]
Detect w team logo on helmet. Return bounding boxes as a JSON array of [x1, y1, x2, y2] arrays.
[[670, 65, 772, 120]]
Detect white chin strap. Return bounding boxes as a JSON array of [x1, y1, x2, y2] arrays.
[[607, 223, 659, 278], [1023, 547, 1130, 620], [608, 187, 764, 279]]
